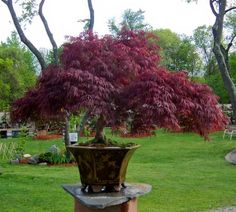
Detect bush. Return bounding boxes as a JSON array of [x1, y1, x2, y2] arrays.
[[38, 150, 74, 164]]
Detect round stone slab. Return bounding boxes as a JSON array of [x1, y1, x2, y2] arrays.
[[62, 183, 151, 209], [225, 149, 236, 164]]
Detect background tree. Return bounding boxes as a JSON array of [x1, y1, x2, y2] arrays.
[[1, 0, 47, 69], [153, 29, 202, 76], [192, 25, 227, 102], [229, 52, 236, 78], [188, 0, 236, 122], [209, 0, 236, 116], [108, 9, 152, 35], [1, 0, 95, 69], [224, 13, 236, 55], [153, 29, 180, 69], [192, 23, 236, 103], [0, 32, 37, 111], [87, 0, 94, 30], [78, 0, 95, 31], [193, 25, 215, 74], [206, 73, 230, 103]]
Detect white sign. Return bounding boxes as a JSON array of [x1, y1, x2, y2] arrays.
[[69, 132, 78, 143], [7, 131, 12, 137]]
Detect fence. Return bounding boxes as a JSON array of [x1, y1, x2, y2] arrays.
[[0, 142, 17, 160]]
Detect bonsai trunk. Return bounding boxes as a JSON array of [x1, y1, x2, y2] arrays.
[[64, 111, 71, 160], [94, 115, 106, 143], [77, 112, 89, 142]]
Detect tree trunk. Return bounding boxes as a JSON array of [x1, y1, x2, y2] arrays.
[[87, 0, 94, 31], [95, 115, 105, 143], [76, 112, 89, 142], [2, 0, 47, 70], [211, 0, 236, 123], [39, 0, 58, 65], [64, 111, 71, 160], [213, 43, 236, 123]]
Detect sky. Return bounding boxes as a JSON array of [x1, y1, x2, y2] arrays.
[[0, 0, 215, 49]]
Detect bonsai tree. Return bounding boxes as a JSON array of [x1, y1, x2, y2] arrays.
[[11, 30, 228, 142]]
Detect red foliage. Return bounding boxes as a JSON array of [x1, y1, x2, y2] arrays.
[[61, 31, 160, 86], [11, 30, 228, 140], [10, 89, 40, 122], [121, 70, 228, 140]]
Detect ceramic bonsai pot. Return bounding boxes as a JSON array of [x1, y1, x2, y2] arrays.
[[67, 144, 140, 192]]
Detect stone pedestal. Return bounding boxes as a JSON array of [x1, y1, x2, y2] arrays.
[[62, 183, 151, 212], [225, 149, 236, 164]]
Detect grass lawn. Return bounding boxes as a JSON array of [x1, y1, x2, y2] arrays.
[[1, 130, 236, 211]]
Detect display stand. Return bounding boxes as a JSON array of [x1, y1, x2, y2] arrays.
[[62, 183, 151, 212]]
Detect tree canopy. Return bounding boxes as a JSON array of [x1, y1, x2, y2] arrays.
[[11, 30, 228, 140]]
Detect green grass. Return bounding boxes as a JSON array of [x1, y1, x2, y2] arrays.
[[1, 131, 236, 211]]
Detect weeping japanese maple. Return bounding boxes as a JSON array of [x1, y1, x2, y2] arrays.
[[11, 30, 228, 142]]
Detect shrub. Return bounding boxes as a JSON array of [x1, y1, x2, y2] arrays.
[[38, 150, 74, 164]]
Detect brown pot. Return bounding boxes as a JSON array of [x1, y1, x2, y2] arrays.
[[67, 144, 140, 190]]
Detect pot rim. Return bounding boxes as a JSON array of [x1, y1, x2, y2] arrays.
[[67, 144, 140, 150]]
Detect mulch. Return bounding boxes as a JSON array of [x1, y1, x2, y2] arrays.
[[33, 134, 62, 140]]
